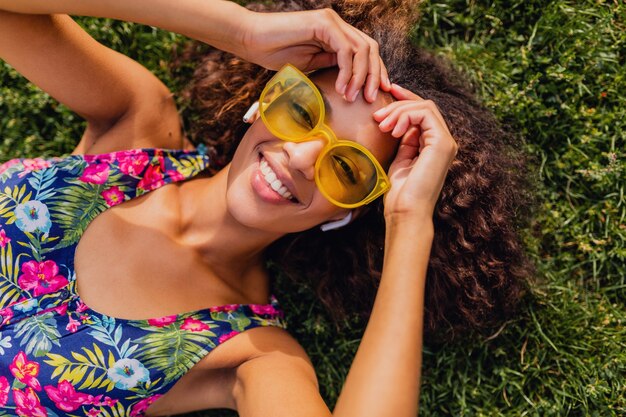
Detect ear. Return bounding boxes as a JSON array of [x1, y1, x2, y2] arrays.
[[243, 101, 260, 124]]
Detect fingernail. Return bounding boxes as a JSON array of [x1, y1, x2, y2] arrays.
[[339, 83, 347, 95], [350, 89, 359, 102], [370, 88, 378, 102]]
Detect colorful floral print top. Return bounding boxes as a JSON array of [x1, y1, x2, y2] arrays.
[[0, 148, 287, 417]]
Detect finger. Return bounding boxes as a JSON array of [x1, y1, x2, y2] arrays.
[[363, 52, 381, 102], [378, 101, 427, 132], [380, 100, 450, 139], [379, 58, 391, 92], [344, 42, 370, 102], [403, 126, 422, 150], [389, 83, 422, 101], [391, 112, 412, 138], [392, 137, 420, 167], [373, 100, 422, 122], [361, 37, 381, 103], [334, 40, 354, 96], [352, 28, 388, 98]]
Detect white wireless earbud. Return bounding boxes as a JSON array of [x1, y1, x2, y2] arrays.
[[320, 211, 353, 232], [243, 101, 260, 123]]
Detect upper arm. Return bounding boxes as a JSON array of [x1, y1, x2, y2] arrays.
[[0, 11, 180, 149], [233, 327, 333, 417]]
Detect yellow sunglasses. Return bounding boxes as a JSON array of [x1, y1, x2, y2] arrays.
[[258, 64, 391, 209]]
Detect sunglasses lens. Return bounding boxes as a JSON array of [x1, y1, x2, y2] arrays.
[[261, 79, 322, 140], [317, 146, 378, 205]]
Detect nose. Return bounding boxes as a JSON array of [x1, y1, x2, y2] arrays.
[[283, 139, 325, 181]]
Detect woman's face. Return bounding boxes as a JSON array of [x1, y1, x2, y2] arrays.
[[226, 68, 397, 234]]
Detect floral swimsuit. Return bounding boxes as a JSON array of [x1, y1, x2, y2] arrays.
[[0, 148, 287, 416]]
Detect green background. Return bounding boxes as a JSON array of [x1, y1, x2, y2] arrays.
[[1, 0, 624, 415]]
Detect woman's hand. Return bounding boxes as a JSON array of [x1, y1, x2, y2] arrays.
[[239, 8, 390, 103], [373, 84, 458, 220]]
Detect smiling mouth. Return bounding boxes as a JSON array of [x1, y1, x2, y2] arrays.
[[259, 155, 299, 203]]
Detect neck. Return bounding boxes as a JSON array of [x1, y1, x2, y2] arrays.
[[176, 165, 283, 283]]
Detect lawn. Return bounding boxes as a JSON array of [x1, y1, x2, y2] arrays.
[[1, 0, 624, 416]]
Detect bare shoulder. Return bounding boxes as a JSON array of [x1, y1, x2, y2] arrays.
[[196, 326, 314, 371], [227, 327, 332, 417], [147, 327, 333, 416]]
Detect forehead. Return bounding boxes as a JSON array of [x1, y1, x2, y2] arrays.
[[310, 69, 397, 168]]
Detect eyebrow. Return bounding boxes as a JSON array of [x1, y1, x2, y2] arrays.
[[313, 82, 333, 117]]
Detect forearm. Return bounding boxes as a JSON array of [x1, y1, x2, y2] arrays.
[[0, 0, 250, 55], [333, 216, 433, 417]]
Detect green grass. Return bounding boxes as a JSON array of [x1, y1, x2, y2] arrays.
[[1, 0, 624, 416]]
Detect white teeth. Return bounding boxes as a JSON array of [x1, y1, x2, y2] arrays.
[[270, 180, 282, 191], [266, 172, 277, 183], [260, 157, 294, 200]]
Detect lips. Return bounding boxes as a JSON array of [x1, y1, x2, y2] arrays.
[[253, 154, 300, 204], [259, 157, 293, 200]]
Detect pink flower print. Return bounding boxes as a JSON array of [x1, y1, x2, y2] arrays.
[[100, 396, 118, 407], [218, 330, 240, 344], [147, 315, 177, 327], [44, 380, 90, 412], [18, 260, 69, 296], [209, 304, 239, 313], [0, 376, 9, 407], [0, 228, 10, 248], [117, 150, 150, 176], [180, 317, 210, 332], [13, 387, 47, 417], [250, 304, 278, 316], [84, 394, 102, 405], [76, 301, 89, 313], [129, 395, 162, 417], [0, 159, 19, 175], [18, 158, 52, 178], [101, 186, 125, 207], [84, 153, 116, 164], [66, 317, 80, 333], [86, 408, 102, 417], [0, 306, 13, 326], [79, 163, 110, 184], [137, 163, 165, 191], [10, 351, 42, 391], [166, 169, 185, 182], [54, 303, 68, 316]]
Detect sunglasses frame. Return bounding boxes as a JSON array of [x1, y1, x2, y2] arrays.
[[258, 64, 391, 209]]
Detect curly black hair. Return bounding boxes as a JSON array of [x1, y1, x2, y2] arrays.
[[171, 0, 536, 340]]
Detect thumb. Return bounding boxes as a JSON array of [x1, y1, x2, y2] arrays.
[[390, 83, 422, 101]]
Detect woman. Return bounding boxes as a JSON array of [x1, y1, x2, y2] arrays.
[[0, 1, 532, 416]]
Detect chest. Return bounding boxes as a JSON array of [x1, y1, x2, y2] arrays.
[[73, 184, 250, 320]]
